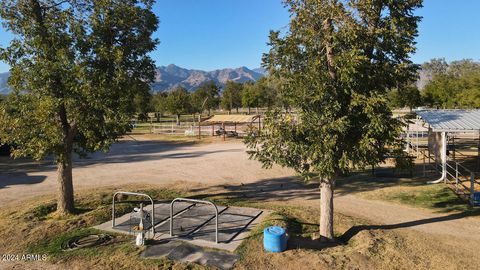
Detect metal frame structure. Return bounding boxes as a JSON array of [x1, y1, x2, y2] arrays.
[[112, 191, 155, 235], [170, 198, 219, 243], [404, 112, 480, 205]]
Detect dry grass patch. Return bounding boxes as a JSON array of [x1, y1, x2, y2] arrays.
[[1, 185, 478, 270]]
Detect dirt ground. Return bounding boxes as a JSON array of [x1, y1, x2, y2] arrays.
[[0, 136, 292, 207], [1, 136, 480, 269]]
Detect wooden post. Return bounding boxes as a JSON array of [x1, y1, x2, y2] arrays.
[[470, 172, 475, 205], [198, 114, 201, 139], [211, 124, 214, 136], [234, 122, 237, 133], [258, 116, 261, 131], [423, 154, 426, 177], [150, 117, 153, 133]]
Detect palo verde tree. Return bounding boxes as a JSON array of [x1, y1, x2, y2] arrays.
[[245, 0, 421, 241], [0, 0, 158, 214]]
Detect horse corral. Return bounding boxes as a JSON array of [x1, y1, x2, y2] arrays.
[[404, 109, 480, 205]]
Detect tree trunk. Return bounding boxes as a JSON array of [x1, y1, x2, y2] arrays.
[[176, 114, 180, 125], [248, 107, 251, 114], [319, 179, 334, 242], [236, 107, 239, 113], [56, 148, 74, 214]]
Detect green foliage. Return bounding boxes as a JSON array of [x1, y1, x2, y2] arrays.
[[30, 202, 57, 221], [150, 92, 168, 116], [422, 58, 448, 76], [240, 78, 279, 112], [246, 0, 421, 180], [221, 80, 243, 112], [241, 81, 260, 113], [190, 80, 220, 114], [0, 0, 159, 161], [388, 85, 422, 110], [392, 148, 414, 173], [133, 92, 153, 121], [422, 59, 480, 108], [165, 87, 192, 122], [255, 77, 278, 109]]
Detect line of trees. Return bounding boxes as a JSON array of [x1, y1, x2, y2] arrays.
[[145, 77, 285, 124], [147, 57, 480, 121], [387, 58, 480, 110]]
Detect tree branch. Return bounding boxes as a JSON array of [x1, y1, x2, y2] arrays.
[[322, 18, 337, 81]]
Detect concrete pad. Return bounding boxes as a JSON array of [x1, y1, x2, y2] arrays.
[[94, 202, 269, 252], [114, 201, 193, 231], [192, 207, 263, 243], [154, 206, 269, 252], [142, 241, 239, 270], [154, 204, 227, 236], [94, 201, 193, 235], [141, 240, 182, 258]]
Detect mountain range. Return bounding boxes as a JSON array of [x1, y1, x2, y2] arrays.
[[0, 64, 265, 94]]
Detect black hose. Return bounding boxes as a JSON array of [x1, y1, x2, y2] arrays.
[[62, 234, 113, 251]]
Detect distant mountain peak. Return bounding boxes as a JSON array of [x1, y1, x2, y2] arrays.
[[0, 65, 266, 94], [151, 64, 265, 92]]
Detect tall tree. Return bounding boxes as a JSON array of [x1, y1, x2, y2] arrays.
[[134, 91, 153, 121], [221, 81, 243, 113], [191, 80, 220, 115], [422, 58, 448, 76], [0, 0, 158, 214], [422, 59, 480, 108], [245, 0, 421, 241], [255, 77, 277, 109], [241, 81, 260, 114], [151, 92, 168, 118], [165, 87, 191, 125], [388, 85, 422, 111]]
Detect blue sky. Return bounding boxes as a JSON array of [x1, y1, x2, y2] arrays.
[[0, 0, 479, 73]]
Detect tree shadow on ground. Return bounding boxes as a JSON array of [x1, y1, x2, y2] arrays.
[[189, 176, 319, 204], [334, 161, 443, 197], [0, 172, 47, 189], [340, 208, 480, 245], [0, 140, 242, 173], [284, 208, 480, 251]]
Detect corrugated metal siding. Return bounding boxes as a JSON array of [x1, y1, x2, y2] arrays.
[[416, 110, 480, 131]]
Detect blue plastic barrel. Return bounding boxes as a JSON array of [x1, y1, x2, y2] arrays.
[[263, 226, 287, 252], [473, 192, 480, 205]]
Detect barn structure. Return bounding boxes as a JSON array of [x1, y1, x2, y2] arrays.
[[410, 109, 480, 205], [201, 114, 261, 140]]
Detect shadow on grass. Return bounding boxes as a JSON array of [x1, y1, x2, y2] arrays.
[[335, 167, 435, 197], [340, 208, 480, 244], [285, 208, 480, 251], [189, 176, 319, 204]]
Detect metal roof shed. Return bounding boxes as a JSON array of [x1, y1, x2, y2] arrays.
[[414, 110, 480, 201], [416, 110, 480, 132], [201, 114, 261, 140]]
